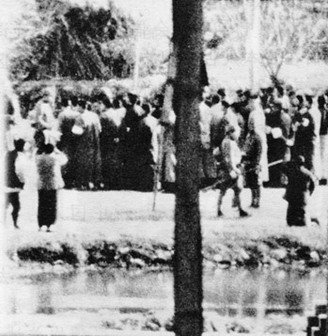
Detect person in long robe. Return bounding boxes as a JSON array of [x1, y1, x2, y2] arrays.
[[133, 103, 160, 192], [57, 97, 79, 188], [99, 96, 126, 190], [73, 99, 102, 190]]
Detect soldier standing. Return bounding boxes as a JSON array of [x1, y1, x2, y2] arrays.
[[216, 126, 249, 218]]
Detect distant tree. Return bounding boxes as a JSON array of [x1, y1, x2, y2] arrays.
[[203, 0, 328, 85], [9, 0, 135, 81], [259, 0, 328, 83]]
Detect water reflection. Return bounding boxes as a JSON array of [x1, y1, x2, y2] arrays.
[[0, 269, 325, 318], [204, 269, 324, 317]]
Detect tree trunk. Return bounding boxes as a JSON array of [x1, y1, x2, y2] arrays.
[[172, 0, 203, 335]]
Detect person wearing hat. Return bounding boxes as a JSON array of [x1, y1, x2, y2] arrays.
[[283, 155, 316, 226], [216, 125, 249, 218]]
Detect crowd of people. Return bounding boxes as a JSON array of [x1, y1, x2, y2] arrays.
[[4, 82, 328, 229], [199, 85, 327, 222], [25, 90, 161, 192]]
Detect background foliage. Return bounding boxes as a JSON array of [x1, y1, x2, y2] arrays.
[[8, 0, 328, 87], [9, 0, 135, 82]]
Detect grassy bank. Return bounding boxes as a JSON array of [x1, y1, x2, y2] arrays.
[[6, 233, 326, 273], [4, 187, 327, 273]]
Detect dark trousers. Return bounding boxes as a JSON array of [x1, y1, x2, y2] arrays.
[[287, 202, 307, 226], [6, 192, 20, 227], [38, 190, 57, 228]]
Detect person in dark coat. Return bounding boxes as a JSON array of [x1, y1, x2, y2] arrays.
[[5, 139, 26, 229], [283, 155, 316, 227]]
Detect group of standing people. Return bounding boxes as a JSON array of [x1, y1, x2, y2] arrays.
[[31, 90, 161, 192], [198, 84, 327, 225], [4, 82, 328, 229], [4, 88, 162, 230]]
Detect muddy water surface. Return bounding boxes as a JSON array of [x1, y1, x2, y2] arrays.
[[0, 269, 325, 318]]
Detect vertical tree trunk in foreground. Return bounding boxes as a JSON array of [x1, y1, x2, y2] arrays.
[[172, 0, 203, 336]]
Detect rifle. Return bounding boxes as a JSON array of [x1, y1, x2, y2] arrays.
[[201, 159, 284, 192]]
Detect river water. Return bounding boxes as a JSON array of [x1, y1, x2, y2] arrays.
[[0, 268, 325, 318]]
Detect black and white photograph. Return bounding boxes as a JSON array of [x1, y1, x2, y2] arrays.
[[1, 0, 328, 335]]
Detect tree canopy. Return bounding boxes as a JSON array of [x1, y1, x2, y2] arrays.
[[204, 0, 328, 82], [9, 0, 135, 82]]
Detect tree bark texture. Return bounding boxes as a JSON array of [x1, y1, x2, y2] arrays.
[[172, 0, 203, 336]]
